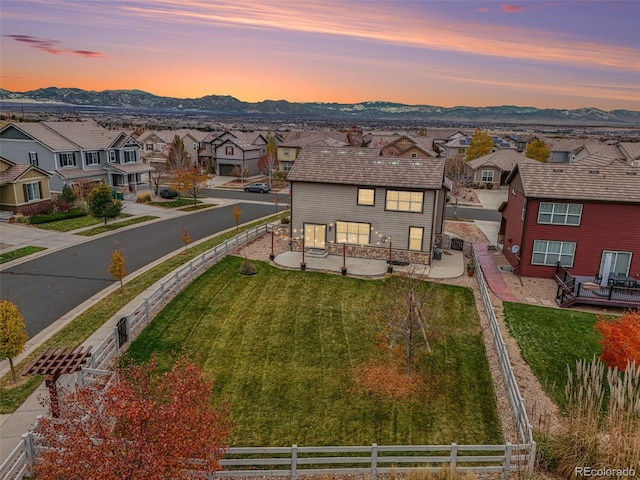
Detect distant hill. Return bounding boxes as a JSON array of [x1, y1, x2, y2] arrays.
[[1, 87, 639, 126]]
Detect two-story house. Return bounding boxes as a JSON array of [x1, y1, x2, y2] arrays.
[[465, 149, 536, 187], [213, 132, 268, 176], [287, 146, 448, 265], [277, 131, 349, 172], [0, 121, 152, 196], [499, 161, 640, 281]]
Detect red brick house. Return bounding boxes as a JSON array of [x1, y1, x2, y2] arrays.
[[499, 161, 640, 281]]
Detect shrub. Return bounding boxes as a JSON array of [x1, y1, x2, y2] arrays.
[[28, 209, 86, 224], [60, 185, 77, 203], [21, 200, 54, 217], [136, 192, 152, 203], [280, 216, 290, 224]]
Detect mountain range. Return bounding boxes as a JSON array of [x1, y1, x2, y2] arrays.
[[2, 87, 639, 126]]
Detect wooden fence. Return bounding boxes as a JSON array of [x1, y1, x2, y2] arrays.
[[0, 231, 537, 479]]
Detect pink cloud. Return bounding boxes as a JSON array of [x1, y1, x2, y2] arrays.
[[4, 35, 104, 57], [501, 4, 524, 13], [475, 7, 489, 13]]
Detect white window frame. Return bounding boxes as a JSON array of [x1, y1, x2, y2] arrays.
[[58, 152, 75, 167], [283, 161, 293, 172], [386, 190, 423, 212], [84, 151, 100, 166], [284, 148, 290, 157], [25, 182, 41, 201], [521, 198, 527, 221], [108, 151, 117, 163], [225, 146, 234, 155], [408, 226, 424, 251], [537, 202, 582, 226], [531, 240, 576, 267], [357, 188, 375, 206], [145, 143, 154, 151], [29, 151, 38, 166], [123, 150, 137, 163], [481, 170, 494, 182], [336, 221, 370, 245]]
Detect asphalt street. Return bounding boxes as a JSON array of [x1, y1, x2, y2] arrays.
[[0, 203, 274, 337]]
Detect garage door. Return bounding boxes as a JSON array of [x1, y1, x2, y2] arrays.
[[219, 164, 234, 176]]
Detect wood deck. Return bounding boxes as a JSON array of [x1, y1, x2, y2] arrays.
[[555, 266, 640, 308]]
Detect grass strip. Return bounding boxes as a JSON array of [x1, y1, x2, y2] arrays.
[[126, 258, 502, 446], [503, 302, 601, 410], [76, 215, 159, 236], [34, 214, 132, 232], [0, 246, 47, 264], [0, 213, 286, 413], [148, 198, 202, 208], [177, 204, 216, 212]]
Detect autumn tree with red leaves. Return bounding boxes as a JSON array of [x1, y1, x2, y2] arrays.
[[594, 309, 640, 370], [34, 354, 231, 480]]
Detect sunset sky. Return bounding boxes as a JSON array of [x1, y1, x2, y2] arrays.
[[1, 1, 639, 111]]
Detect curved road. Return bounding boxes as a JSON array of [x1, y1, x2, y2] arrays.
[[1, 203, 274, 337]]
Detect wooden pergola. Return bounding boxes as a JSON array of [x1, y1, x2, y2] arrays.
[[24, 346, 92, 417]]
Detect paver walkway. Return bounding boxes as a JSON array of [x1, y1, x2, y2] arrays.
[[473, 242, 520, 302]]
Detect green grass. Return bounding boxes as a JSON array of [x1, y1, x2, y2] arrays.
[[126, 256, 502, 447], [503, 302, 601, 410], [34, 214, 132, 232], [0, 246, 46, 264], [178, 203, 216, 212], [76, 215, 159, 236], [0, 213, 287, 414], [149, 198, 202, 208]]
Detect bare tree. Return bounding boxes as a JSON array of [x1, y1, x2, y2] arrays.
[[166, 135, 192, 172], [379, 265, 437, 378], [445, 153, 467, 199]]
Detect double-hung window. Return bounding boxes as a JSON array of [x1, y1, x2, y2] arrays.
[[538, 202, 582, 225], [108, 151, 117, 163], [357, 188, 375, 206], [58, 152, 75, 167], [336, 221, 370, 245], [386, 190, 423, 212], [29, 152, 38, 166], [84, 151, 100, 166], [532, 240, 576, 267], [225, 146, 234, 155], [481, 170, 494, 182], [123, 150, 137, 163], [24, 182, 41, 202], [408, 227, 424, 251]]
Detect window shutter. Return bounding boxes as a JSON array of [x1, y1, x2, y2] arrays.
[[23, 184, 28, 201], [38, 182, 43, 199]]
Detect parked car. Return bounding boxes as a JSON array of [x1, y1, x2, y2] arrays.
[[244, 182, 271, 193], [159, 188, 179, 199]]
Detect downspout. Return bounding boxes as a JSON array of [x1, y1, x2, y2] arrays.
[[429, 190, 437, 259]]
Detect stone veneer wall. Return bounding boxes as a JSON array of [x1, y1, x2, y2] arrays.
[[291, 240, 431, 265]]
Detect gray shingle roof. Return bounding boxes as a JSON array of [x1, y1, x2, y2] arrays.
[[287, 146, 446, 189], [516, 162, 640, 203], [466, 149, 535, 171], [10, 123, 78, 151], [41, 121, 123, 149]]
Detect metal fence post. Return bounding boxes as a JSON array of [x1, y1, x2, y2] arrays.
[[144, 298, 150, 323], [291, 444, 297, 480], [371, 443, 378, 480], [23, 431, 35, 476]]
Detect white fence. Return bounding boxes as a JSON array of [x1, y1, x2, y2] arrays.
[[218, 443, 533, 480], [472, 247, 535, 450], [1, 232, 537, 479]]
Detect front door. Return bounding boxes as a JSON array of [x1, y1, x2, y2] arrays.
[[599, 250, 632, 277], [304, 224, 326, 249]]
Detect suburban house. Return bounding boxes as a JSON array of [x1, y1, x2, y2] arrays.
[[618, 142, 640, 167], [503, 134, 539, 153], [136, 129, 208, 170], [465, 149, 537, 187], [573, 143, 626, 163], [375, 134, 438, 158], [210, 131, 268, 176], [277, 131, 349, 172], [0, 121, 152, 196], [442, 134, 515, 159], [286, 146, 449, 265], [0, 157, 52, 214], [499, 161, 640, 287]]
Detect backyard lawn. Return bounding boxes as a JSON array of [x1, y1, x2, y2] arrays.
[[503, 302, 602, 409], [126, 256, 502, 447]]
